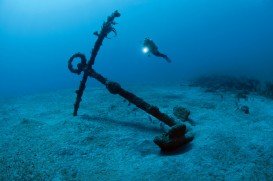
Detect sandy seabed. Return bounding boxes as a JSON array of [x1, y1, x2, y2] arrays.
[[0, 84, 273, 180]]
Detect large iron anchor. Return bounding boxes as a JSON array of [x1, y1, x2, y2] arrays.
[[68, 10, 193, 152]]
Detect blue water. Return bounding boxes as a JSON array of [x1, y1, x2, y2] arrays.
[[1, 0, 273, 96]]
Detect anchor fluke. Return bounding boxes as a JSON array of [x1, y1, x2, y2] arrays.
[[154, 124, 194, 152]]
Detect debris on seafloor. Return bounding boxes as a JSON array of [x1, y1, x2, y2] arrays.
[[173, 106, 195, 126], [67, 10, 193, 152], [173, 106, 190, 120], [109, 104, 117, 111], [240, 105, 250, 114]]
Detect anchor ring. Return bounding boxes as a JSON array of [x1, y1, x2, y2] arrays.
[[68, 53, 87, 75]]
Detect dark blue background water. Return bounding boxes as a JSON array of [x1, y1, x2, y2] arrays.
[[1, 0, 273, 97]]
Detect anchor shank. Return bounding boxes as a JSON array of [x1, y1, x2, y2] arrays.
[[90, 69, 177, 127]]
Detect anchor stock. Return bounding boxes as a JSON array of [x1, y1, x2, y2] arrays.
[[70, 10, 121, 116]]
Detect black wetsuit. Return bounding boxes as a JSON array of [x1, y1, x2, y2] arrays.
[[143, 38, 171, 63]]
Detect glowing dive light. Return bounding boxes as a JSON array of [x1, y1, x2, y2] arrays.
[[142, 47, 149, 54]]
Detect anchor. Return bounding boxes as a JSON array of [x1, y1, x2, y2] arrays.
[[68, 10, 193, 152]]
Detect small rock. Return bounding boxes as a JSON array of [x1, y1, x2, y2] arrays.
[[21, 118, 30, 124], [240, 105, 250, 114], [173, 106, 190, 120]]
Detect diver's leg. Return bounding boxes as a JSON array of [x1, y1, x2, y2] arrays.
[[154, 52, 171, 63]]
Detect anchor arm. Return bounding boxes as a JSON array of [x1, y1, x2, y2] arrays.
[[89, 69, 177, 127]]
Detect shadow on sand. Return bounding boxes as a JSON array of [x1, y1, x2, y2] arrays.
[[80, 114, 163, 134], [160, 143, 193, 156], [80, 114, 192, 156]]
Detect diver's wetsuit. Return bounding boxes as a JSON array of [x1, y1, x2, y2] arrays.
[[143, 38, 171, 63]]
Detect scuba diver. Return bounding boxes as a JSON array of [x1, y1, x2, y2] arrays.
[[142, 38, 171, 63]]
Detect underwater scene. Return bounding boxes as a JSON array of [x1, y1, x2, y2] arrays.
[[1, 0, 273, 180]]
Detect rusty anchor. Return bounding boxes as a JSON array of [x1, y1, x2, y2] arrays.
[[68, 10, 193, 152]]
